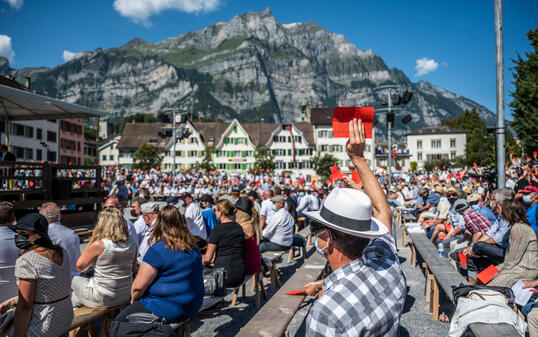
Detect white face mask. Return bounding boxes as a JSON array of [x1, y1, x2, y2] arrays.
[[522, 195, 532, 205]]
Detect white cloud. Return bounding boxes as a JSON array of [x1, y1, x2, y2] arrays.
[[415, 57, 439, 77], [113, 0, 220, 26], [4, 0, 23, 10], [0, 35, 15, 63], [62, 50, 81, 62]]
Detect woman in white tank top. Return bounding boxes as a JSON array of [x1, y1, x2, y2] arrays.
[[71, 208, 137, 307]]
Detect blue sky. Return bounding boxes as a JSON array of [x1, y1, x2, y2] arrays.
[[1, 0, 536, 119]]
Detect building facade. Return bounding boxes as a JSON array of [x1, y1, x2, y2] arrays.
[[59, 119, 85, 165], [0, 120, 59, 163], [406, 126, 466, 167], [162, 121, 205, 171], [117, 123, 170, 170], [98, 137, 120, 168], [212, 120, 256, 172]]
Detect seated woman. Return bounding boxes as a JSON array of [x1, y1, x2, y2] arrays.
[[72, 208, 137, 308], [234, 197, 262, 277], [203, 199, 245, 288], [0, 213, 73, 337], [490, 200, 538, 287], [115, 205, 204, 323]]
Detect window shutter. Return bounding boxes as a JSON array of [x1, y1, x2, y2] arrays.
[[242, 151, 246, 157], [224, 138, 228, 144], [234, 138, 238, 145], [241, 163, 246, 170]]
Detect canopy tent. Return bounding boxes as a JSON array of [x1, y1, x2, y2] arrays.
[[0, 84, 104, 121]]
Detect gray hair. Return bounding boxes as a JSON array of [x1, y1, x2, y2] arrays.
[[494, 188, 514, 205], [40, 202, 61, 222]]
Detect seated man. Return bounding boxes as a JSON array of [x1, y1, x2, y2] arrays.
[[466, 188, 512, 279], [260, 195, 294, 253], [412, 188, 433, 218], [518, 185, 538, 233], [435, 188, 466, 251], [468, 192, 497, 226], [40, 202, 81, 276], [304, 119, 406, 336]]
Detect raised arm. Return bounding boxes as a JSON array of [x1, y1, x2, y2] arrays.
[[346, 119, 392, 232]]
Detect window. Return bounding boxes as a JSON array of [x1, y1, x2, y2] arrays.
[[431, 139, 441, 148], [417, 152, 422, 161], [24, 126, 33, 138], [109, 155, 114, 160], [417, 140, 422, 149], [47, 131, 57, 142], [102, 155, 107, 161], [36, 149, 42, 161], [450, 138, 456, 148], [318, 145, 328, 152], [294, 136, 302, 143], [451, 152, 456, 159]]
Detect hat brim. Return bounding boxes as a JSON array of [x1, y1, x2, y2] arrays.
[[304, 210, 388, 238]]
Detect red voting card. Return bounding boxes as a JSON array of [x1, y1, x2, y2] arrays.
[[477, 265, 499, 284], [351, 170, 363, 187], [458, 252, 468, 267], [332, 107, 374, 138], [286, 290, 306, 296], [438, 233, 447, 240], [445, 223, 453, 233], [530, 289, 538, 293]]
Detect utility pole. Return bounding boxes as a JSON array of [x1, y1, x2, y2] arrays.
[[387, 88, 393, 187], [172, 108, 177, 182], [494, 0, 506, 188]]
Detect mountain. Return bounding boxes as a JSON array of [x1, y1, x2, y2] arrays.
[[0, 8, 495, 139]]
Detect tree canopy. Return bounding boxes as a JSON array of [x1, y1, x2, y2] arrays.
[[133, 143, 161, 171], [510, 26, 538, 155], [442, 108, 520, 166], [195, 145, 216, 172], [310, 153, 338, 179], [253, 146, 276, 172]]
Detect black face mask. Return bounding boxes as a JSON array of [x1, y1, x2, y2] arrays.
[[448, 197, 458, 205], [14, 233, 33, 250], [130, 209, 138, 218]]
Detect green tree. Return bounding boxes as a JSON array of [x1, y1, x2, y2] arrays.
[[253, 146, 276, 172], [310, 153, 338, 179], [195, 145, 216, 172], [510, 26, 538, 155], [410, 161, 418, 171], [442, 108, 520, 166], [116, 113, 160, 134], [83, 156, 95, 166], [423, 158, 451, 172], [133, 143, 161, 171]]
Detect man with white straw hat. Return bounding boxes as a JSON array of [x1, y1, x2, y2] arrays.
[[304, 119, 406, 337]]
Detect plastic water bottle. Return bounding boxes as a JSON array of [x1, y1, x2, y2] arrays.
[[438, 243, 444, 257]]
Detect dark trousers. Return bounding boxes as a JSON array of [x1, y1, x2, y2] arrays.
[[467, 241, 505, 273], [115, 300, 153, 322], [259, 240, 290, 253]]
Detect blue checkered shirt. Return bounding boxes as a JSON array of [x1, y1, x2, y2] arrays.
[[306, 233, 406, 337]]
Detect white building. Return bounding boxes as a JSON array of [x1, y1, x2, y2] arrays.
[[98, 136, 120, 168], [310, 108, 375, 172], [1, 120, 59, 163], [406, 126, 466, 167], [162, 121, 205, 171], [210, 120, 256, 172]]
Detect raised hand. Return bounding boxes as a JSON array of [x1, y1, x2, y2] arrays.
[[346, 119, 366, 161]]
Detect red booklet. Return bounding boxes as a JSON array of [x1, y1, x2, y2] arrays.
[[458, 252, 468, 267], [477, 265, 499, 284], [286, 290, 306, 296], [332, 107, 374, 138]]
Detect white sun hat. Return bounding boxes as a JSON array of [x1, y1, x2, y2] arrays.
[[304, 187, 388, 238]]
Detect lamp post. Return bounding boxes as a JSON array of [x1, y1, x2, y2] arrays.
[[494, 0, 505, 188], [159, 108, 189, 182]]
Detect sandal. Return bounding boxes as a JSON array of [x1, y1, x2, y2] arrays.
[[439, 312, 450, 323]]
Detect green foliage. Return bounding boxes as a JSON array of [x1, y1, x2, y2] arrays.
[[253, 146, 276, 172], [423, 158, 451, 172], [133, 143, 161, 171], [84, 127, 98, 140], [310, 153, 338, 179], [509, 26, 538, 155], [116, 113, 160, 134], [410, 161, 418, 171], [195, 145, 216, 172], [83, 156, 95, 166], [442, 109, 520, 166]]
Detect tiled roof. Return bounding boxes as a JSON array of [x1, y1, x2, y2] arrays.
[[194, 122, 231, 146], [117, 123, 170, 150], [293, 122, 315, 146], [240, 122, 279, 148]]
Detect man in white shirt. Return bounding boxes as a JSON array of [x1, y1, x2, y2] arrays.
[[308, 190, 320, 211], [40, 202, 81, 276], [138, 202, 166, 264], [0, 201, 19, 302], [130, 197, 148, 248], [260, 190, 276, 231], [182, 193, 208, 241], [260, 195, 294, 253]]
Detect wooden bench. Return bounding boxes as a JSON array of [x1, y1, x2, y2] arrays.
[[262, 251, 284, 292], [236, 246, 327, 337], [467, 322, 521, 337], [231, 272, 268, 308], [408, 232, 467, 321]]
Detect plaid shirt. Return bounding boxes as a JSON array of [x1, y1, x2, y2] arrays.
[[463, 209, 491, 235], [305, 233, 406, 337]]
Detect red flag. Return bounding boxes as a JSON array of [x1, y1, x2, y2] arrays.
[[351, 170, 363, 187], [392, 149, 397, 159], [473, 162, 478, 168], [534, 151, 537, 159], [505, 163, 509, 168], [332, 107, 375, 138]]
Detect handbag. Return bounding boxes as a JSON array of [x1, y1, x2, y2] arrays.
[[0, 306, 15, 334], [203, 267, 226, 297]]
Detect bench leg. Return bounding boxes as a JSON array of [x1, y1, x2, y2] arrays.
[[241, 282, 246, 298], [269, 267, 276, 292], [431, 278, 439, 321], [424, 266, 432, 304], [259, 272, 268, 300], [306, 233, 312, 246], [254, 272, 260, 308], [287, 247, 294, 263], [231, 287, 240, 306], [402, 230, 407, 247], [274, 268, 281, 288], [251, 274, 257, 292], [295, 225, 299, 234], [410, 242, 416, 268], [301, 246, 307, 260]]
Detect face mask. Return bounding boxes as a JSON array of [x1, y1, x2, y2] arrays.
[[271, 205, 278, 212], [14, 233, 33, 250], [299, 192, 305, 197], [314, 231, 328, 256], [130, 209, 138, 218], [522, 195, 532, 205], [448, 197, 457, 205], [471, 204, 481, 211]]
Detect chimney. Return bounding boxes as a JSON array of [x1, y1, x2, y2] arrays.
[[25, 77, 31, 89]]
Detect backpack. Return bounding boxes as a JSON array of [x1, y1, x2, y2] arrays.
[[452, 283, 515, 307]]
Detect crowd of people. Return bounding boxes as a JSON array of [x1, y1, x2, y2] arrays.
[[0, 119, 536, 336]]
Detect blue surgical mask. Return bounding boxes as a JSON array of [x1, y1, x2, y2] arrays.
[[471, 204, 481, 211], [314, 232, 328, 256], [271, 205, 278, 212], [299, 192, 305, 197]]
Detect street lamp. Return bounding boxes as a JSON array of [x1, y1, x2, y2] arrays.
[[158, 108, 190, 181], [374, 85, 414, 186]]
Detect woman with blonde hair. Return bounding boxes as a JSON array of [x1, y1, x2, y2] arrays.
[[235, 197, 262, 276], [71, 207, 137, 308], [203, 199, 245, 288], [114, 205, 204, 324]]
